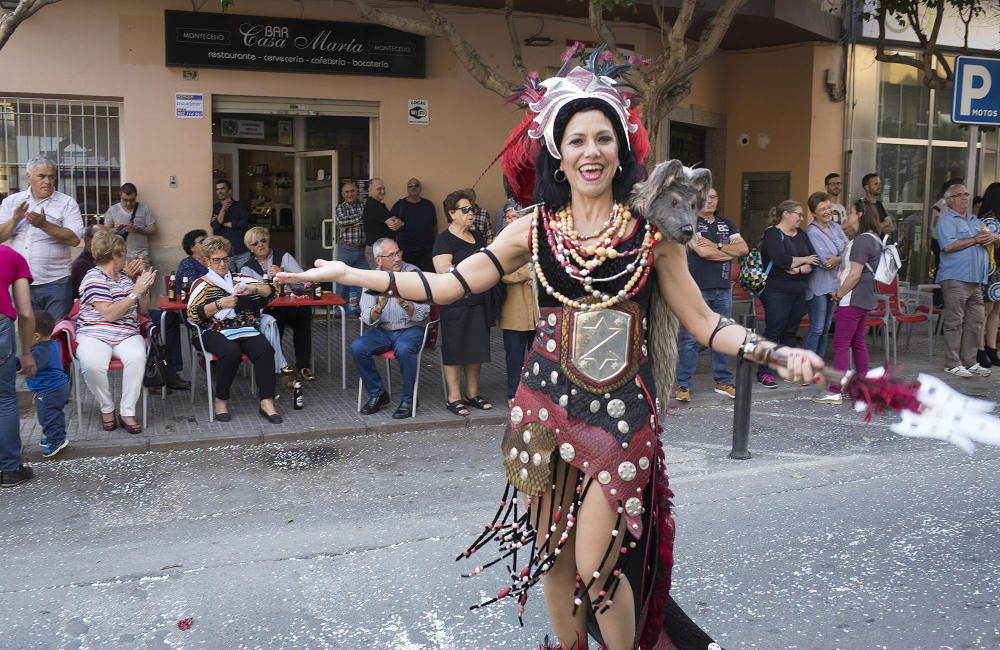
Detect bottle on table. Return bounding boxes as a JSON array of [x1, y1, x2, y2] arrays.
[[167, 275, 176, 301], [314, 283, 323, 299], [292, 380, 304, 409], [180, 276, 190, 302]]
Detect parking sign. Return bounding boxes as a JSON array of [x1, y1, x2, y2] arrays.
[[952, 56, 1000, 125]]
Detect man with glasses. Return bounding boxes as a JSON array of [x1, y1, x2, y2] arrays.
[[352, 238, 430, 419], [936, 183, 1000, 378], [335, 180, 368, 317], [390, 177, 437, 271], [825, 172, 847, 225], [361, 178, 402, 268], [211, 179, 250, 272]]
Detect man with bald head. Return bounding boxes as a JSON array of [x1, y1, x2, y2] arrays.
[[0, 156, 84, 321], [390, 177, 437, 271], [361, 178, 401, 268]]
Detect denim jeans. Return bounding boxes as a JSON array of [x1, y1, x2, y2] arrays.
[[805, 294, 835, 358], [758, 288, 806, 379], [676, 288, 734, 387], [351, 326, 425, 404], [36, 383, 70, 446], [0, 315, 22, 471], [336, 244, 369, 312], [31, 276, 73, 322], [502, 329, 533, 399]]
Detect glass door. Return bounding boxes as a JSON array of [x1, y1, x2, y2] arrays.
[[294, 150, 338, 268]]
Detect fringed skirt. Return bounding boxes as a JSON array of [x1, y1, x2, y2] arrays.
[[459, 304, 720, 649]]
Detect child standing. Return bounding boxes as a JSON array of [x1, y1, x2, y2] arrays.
[[25, 312, 71, 457]]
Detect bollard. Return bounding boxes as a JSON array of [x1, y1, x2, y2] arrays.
[[729, 355, 753, 460], [730, 310, 755, 459]]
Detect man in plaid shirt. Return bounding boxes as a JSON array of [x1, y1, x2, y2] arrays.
[[335, 180, 367, 316], [466, 187, 494, 245]]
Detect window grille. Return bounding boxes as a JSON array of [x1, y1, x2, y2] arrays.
[[0, 96, 122, 224]]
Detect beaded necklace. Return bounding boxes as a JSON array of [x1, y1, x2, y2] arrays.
[[531, 203, 661, 310]]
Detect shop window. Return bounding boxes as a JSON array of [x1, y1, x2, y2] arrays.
[[877, 61, 930, 139], [0, 97, 121, 224]]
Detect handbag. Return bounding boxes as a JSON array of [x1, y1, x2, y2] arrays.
[[863, 232, 901, 285], [143, 323, 178, 388]]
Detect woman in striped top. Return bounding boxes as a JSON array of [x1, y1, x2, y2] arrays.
[[187, 236, 282, 424], [76, 230, 156, 433]]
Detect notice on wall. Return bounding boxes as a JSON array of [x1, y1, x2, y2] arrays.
[[175, 92, 204, 118], [408, 99, 428, 125], [278, 120, 293, 144], [221, 118, 265, 139]]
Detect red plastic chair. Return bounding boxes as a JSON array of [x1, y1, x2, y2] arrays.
[[877, 278, 933, 360], [53, 314, 149, 433], [355, 305, 440, 418]]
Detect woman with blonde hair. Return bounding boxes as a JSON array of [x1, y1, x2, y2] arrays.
[[76, 229, 157, 433]]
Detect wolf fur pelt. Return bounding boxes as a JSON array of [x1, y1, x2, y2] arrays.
[[630, 160, 713, 412]]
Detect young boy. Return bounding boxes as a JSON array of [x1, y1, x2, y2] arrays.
[[24, 312, 71, 458]]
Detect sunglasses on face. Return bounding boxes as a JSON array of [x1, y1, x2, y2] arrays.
[[455, 206, 474, 214], [250, 239, 269, 247], [209, 256, 231, 264], [194, 238, 205, 245], [407, 184, 420, 189]]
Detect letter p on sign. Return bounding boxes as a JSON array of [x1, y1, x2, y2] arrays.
[[961, 65, 991, 115]]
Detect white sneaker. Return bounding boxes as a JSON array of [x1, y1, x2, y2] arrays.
[[945, 365, 975, 378], [968, 363, 992, 377], [812, 393, 843, 405]]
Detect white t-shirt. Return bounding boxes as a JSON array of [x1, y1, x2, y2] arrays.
[[0, 189, 84, 285]]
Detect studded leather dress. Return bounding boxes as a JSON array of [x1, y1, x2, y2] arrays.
[[462, 211, 716, 649]]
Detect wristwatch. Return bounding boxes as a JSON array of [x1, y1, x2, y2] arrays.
[[128, 293, 139, 302]]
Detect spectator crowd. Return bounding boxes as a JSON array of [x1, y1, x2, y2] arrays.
[[2, 155, 999, 490]]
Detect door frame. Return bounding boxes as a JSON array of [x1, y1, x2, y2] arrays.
[[294, 149, 339, 262]]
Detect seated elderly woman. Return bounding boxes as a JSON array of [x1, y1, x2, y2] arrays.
[[176, 228, 209, 289], [239, 226, 312, 380], [187, 236, 283, 424], [76, 229, 157, 434]]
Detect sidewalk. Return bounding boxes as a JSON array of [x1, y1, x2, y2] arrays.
[[17, 318, 1000, 461]]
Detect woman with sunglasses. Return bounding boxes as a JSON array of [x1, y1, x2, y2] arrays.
[[187, 236, 282, 424], [432, 190, 493, 416], [241, 226, 309, 380]]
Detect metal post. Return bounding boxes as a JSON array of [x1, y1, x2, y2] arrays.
[[966, 125, 979, 196], [730, 308, 755, 460]]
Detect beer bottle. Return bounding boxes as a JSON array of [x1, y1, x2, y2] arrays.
[[167, 274, 176, 301], [314, 282, 323, 299], [292, 380, 304, 410], [180, 276, 190, 303]]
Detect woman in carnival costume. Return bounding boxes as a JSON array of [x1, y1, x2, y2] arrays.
[[278, 47, 823, 650]]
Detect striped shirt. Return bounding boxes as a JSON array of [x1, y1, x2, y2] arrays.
[[359, 262, 429, 330], [76, 267, 140, 345], [335, 199, 366, 247]]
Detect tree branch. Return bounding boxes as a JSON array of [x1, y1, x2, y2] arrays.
[[503, 0, 528, 79], [353, 0, 437, 37], [0, 0, 62, 51], [588, 0, 617, 52], [674, 0, 745, 81], [650, 0, 668, 49]]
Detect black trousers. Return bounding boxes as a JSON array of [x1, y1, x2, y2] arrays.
[[201, 330, 276, 400], [270, 307, 312, 369], [758, 288, 806, 379], [502, 329, 533, 399]]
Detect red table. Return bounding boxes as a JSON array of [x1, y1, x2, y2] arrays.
[[157, 291, 347, 388]]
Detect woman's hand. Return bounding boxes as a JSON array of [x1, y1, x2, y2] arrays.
[[134, 269, 156, 294], [770, 346, 824, 385], [123, 257, 145, 280], [275, 259, 345, 285], [216, 295, 238, 310], [801, 254, 819, 266], [824, 255, 842, 270], [268, 263, 283, 277]]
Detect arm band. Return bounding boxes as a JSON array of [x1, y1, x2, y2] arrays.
[[451, 267, 472, 299], [707, 315, 739, 351], [384, 271, 397, 297], [478, 248, 507, 280], [414, 269, 434, 303]]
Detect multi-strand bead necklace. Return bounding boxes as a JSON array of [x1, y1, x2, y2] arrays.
[[531, 203, 661, 310]]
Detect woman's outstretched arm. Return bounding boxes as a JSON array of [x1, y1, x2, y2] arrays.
[[276, 213, 533, 305]]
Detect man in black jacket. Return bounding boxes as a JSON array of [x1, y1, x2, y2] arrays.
[[361, 178, 401, 267]]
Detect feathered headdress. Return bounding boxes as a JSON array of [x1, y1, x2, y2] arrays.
[[500, 44, 649, 208]]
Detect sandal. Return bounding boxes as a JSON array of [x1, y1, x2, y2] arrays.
[[118, 415, 142, 435], [463, 394, 493, 410], [101, 412, 118, 432], [445, 400, 470, 417]]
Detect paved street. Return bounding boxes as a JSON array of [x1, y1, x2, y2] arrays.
[[3, 369, 1000, 649]]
